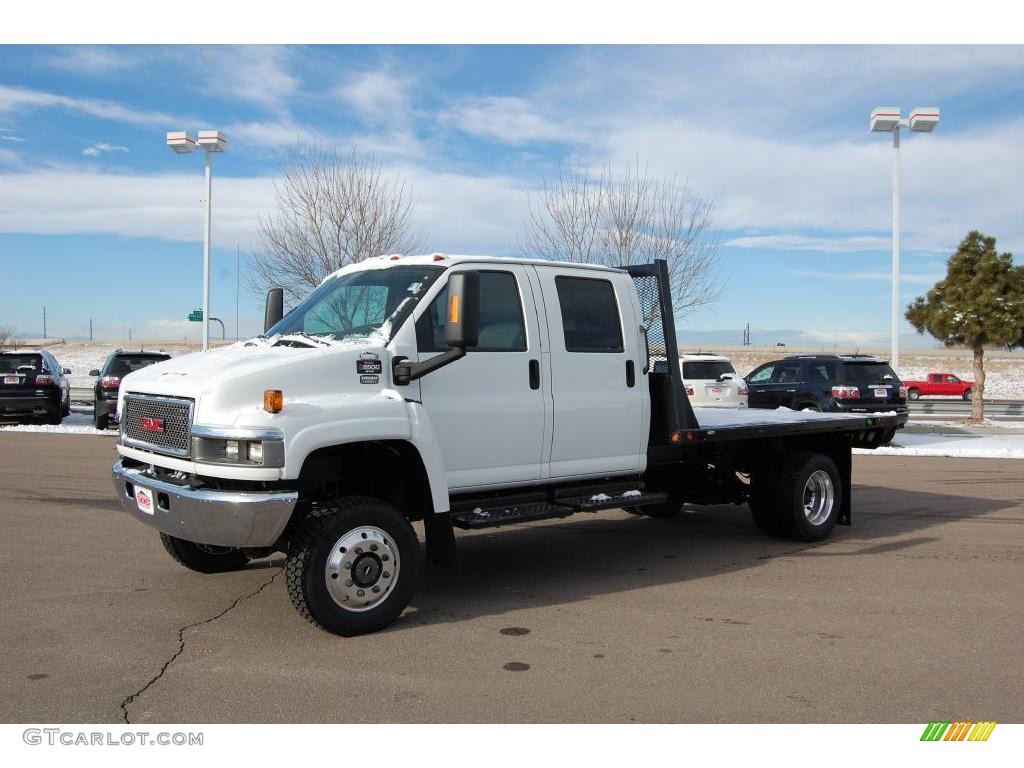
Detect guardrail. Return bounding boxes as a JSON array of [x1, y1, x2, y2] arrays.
[[70, 386, 95, 405], [909, 399, 1024, 420]]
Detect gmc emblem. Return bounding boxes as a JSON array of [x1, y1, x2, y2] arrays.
[[140, 417, 165, 433]]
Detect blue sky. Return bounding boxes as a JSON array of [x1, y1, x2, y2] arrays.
[[1, 44, 1022, 345]]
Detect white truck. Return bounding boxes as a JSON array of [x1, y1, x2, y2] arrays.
[[111, 255, 905, 636]]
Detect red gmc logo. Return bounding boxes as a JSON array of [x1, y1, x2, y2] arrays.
[[140, 417, 165, 433]]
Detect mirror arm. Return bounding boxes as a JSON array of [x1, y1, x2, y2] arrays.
[[393, 347, 467, 385]]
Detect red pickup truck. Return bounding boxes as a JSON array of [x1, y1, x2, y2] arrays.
[[903, 372, 974, 400]]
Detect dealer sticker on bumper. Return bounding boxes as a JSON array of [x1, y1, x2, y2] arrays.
[[135, 486, 155, 515]]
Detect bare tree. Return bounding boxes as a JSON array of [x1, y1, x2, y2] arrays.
[[516, 160, 723, 314], [247, 144, 425, 306], [0, 325, 12, 350]]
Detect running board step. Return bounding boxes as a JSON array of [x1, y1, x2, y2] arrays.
[[451, 502, 575, 530], [563, 490, 669, 512], [449, 490, 669, 529]]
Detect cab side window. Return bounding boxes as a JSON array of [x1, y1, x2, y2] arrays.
[[554, 276, 623, 353], [417, 271, 526, 353]]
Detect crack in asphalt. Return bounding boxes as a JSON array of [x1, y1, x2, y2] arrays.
[[120, 569, 282, 724]]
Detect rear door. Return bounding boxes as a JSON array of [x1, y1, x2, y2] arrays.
[[537, 269, 645, 479], [416, 265, 548, 490]]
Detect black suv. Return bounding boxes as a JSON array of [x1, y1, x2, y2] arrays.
[[746, 354, 909, 421], [90, 349, 171, 430], [0, 349, 72, 424]]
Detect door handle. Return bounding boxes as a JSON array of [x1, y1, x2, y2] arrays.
[[626, 360, 636, 388], [529, 359, 540, 390]]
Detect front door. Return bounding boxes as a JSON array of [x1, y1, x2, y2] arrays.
[[416, 265, 548, 490]]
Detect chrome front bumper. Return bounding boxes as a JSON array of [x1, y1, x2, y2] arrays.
[[112, 459, 298, 547]]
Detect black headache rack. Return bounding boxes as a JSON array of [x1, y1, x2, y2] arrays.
[[624, 260, 907, 450], [623, 260, 698, 444]]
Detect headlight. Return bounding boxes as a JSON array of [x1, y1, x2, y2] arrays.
[[190, 427, 285, 468]]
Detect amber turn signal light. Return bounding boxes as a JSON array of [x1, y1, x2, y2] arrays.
[[264, 389, 284, 413]]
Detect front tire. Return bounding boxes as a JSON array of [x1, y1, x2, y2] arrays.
[[286, 497, 419, 636], [160, 533, 250, 573]]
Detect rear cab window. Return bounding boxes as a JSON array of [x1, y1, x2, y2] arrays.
[[554, 276, 623, 353]]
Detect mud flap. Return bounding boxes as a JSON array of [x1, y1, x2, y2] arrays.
[[424, 511, 457, 567]]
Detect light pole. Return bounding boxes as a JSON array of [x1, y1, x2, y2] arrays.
[[166, 130, 228, 351], [870, 107, 939, 373]]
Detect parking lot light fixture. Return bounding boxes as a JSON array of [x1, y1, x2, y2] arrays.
[[869, 106, 939, 374], [166, 129, 228, 350]]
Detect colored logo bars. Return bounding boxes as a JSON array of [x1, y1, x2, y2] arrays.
[[921, 721, 997, 742]]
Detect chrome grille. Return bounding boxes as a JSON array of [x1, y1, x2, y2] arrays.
[[122, 394, 194, 457]]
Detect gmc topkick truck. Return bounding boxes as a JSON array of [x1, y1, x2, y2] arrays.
[[111, 255, 907, 636]]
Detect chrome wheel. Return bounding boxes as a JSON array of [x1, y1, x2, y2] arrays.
[[802, 470, 834, 526], [324, 526, 400, 613]]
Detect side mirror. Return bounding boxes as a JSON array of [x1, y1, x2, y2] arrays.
[[444, 272, 480, 349], [719, 373, 737, 382], [63, 368, 72, 375], [264, 288, 284, 333], [89, 369, 100, 377]]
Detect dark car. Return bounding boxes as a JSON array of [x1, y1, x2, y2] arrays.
[[90, 349, 171, 430], [746, 354, 908, 428], [0, 349, 72, 424]]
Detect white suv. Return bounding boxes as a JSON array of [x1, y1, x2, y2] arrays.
[[681, 353, 747, 407]]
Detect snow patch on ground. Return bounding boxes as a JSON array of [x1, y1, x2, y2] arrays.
[[855, 432, 1024, 459], [0, 412, 115, 435]]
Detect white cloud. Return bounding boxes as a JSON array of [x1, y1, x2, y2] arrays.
[[223, 120, 305, 148], [336, 70, 412, 123], [202, 47, 298, 112], [0, 165, 533, 256], [443, 96, 570, 144], [0, 147, 19, 165], [1, 134, 25, 142], [600, 118, 1024, 256], [46, 46, 135, 75], [727, 234, 892, 253], [82, 142, 129, 157], [787, 269, 941, 286], [0, 84, 178, 127], [800, 330, 885, 346]]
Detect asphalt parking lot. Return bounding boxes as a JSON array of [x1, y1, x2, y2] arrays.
[[1, 432, 1021, 724]]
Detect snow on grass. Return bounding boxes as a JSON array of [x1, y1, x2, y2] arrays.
[[855, 432, 1024, 459]]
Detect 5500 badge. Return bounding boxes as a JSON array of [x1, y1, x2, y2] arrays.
[[357, 352, 382, 384]]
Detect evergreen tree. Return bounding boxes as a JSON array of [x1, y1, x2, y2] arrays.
[[906, 231, 1024, 422]]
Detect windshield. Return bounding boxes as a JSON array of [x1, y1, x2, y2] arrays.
[[683, 361, 736, 380], [0, 354, 42, 374], [267, 265, 444, 343]]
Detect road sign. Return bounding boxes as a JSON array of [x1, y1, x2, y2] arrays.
[[188, 310, 203, 322]]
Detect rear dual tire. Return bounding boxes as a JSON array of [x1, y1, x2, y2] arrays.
[[749, 452, 842, 542]]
